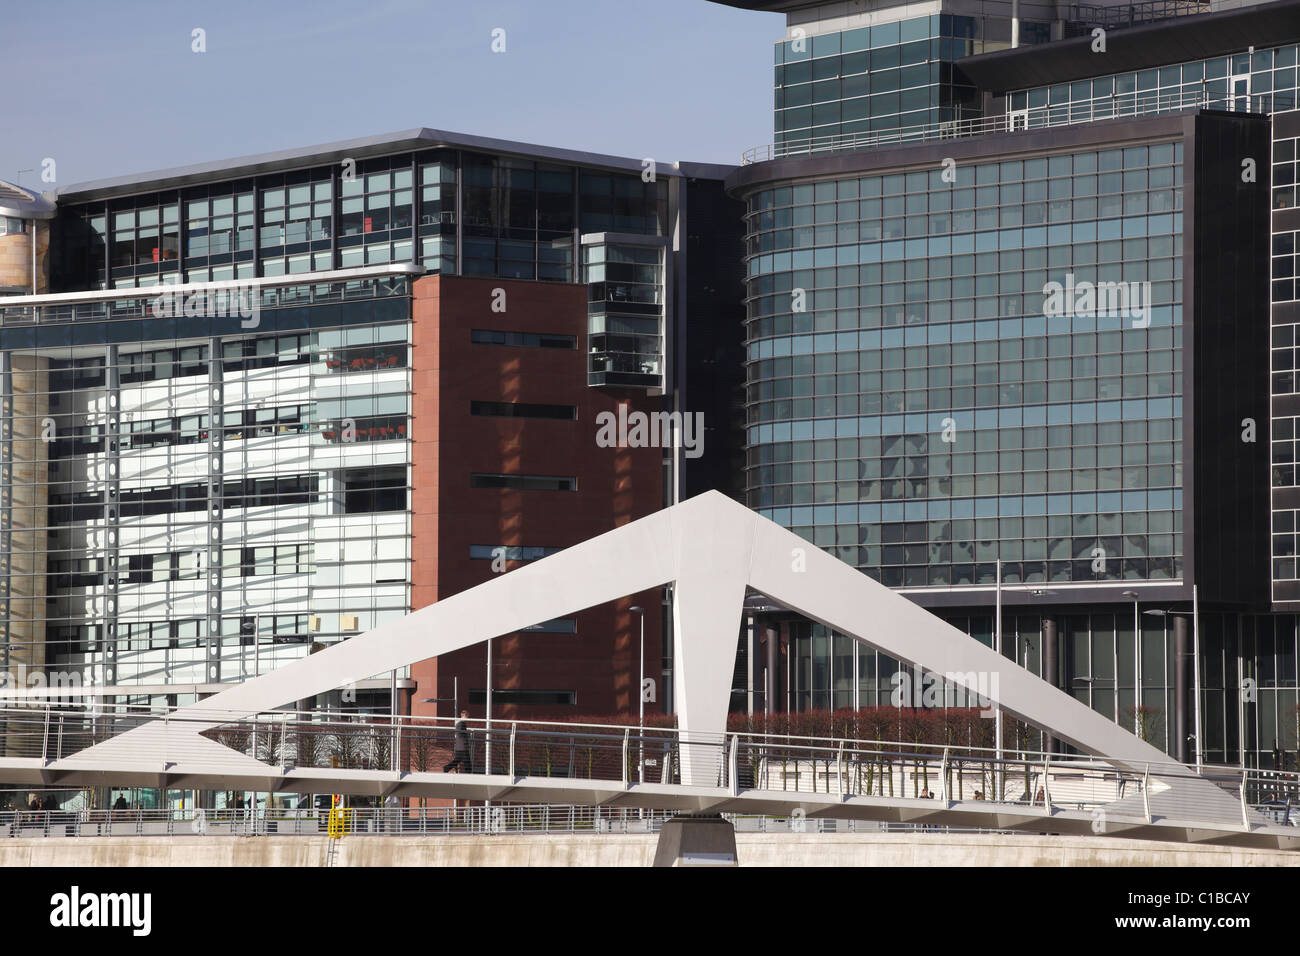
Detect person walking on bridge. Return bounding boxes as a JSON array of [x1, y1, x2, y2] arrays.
[[443, 710, 472, 773]]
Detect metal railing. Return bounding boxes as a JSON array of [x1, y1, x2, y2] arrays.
[[0, 268, 416, 326], [0, 802, 1028, 840], [1063, 0, 1211, 33], [743, 88, 1295, 164], [1, 702, 1296, 834]]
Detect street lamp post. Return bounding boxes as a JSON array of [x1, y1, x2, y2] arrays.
[[631, 606, 645, 783], [995, 560, 1003, 795], [1192, 584, 1202, 774]]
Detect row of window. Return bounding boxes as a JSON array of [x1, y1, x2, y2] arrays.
[[749, 441, 1180, 477], [747, 147, 1181, 214], [839, 558, 1181, 588], [751, 486, 1183, 519], [469, 400, 576, 420], [749, 343, 1178, 384], [470, 328, 576, 349], [749, 236, 1182, 288], [469, 473, 576, 492], [748, 380, 1180, 424], [468, 544, 563, 561], [784, 512, 1183, 544], [746, 307, 1180, 346], [51, 333, 404, 391], [1010, 50, 1299, 135], [47, 616, 316, 655], [1272, 136, 1300, 210], [815, 534, 1184, 565], [51, 406, 410, 455], [1274, 136, 1300, 310], [749, 469, 1181, 507], [746, 243, 1181, 300], [747, 420, 1180, 462], [749, 186, 1180, 243], [49, 544, 315, 588], [48, 468, 404, 522], [749, 219, 1182, 268], [70, 149, 668, 287]]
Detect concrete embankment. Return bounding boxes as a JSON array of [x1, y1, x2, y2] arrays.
[[1, 833, 1296, 866]]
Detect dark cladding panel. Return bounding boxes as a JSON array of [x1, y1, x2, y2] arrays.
[[681, 178, 747, 501], [1191, 111, 1272, 606]]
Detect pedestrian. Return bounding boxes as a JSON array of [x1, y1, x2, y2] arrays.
[[443, 710, 472, 773], [113, 794, 128, 811], [384, 794, 400, 833]]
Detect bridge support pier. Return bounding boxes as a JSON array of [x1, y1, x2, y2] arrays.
[[652, 813, 737, 867]]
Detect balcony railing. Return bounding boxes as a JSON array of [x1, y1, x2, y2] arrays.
[[742, 88, 1293, 165]]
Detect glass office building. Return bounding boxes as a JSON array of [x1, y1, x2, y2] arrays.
[[0, 129, 744, 750], [724, 0, 1294, 769], [742, 142, 1186, 589], [0, 268, 418, 717]]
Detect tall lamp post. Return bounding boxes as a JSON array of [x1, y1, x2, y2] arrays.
[[995, 560, 1003, 790], [631, 606, 645, 783]]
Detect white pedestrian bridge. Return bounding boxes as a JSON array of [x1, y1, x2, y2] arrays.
[[0, 491, 1296, 852], [0, 705, 1296, 851]]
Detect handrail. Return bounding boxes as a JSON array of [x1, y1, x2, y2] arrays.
[[940, 746, 950, 804], [5, 701, 1298, 801], [1042, 753, 1053, 815], [621, 729, 630, 789]]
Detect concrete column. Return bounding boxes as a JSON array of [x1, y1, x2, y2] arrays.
[[1174, 614, 1191, 764], [765, 623, 778, 715], [747, 615, 759, 717], [1042, 617, 1058, 753], [1041, 617, 1058, 687]]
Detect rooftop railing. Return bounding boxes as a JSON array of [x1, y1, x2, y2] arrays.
[[742, 89, 1293, 165], [1063, 0, 1213, 34]]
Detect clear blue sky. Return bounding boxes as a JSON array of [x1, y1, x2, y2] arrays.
[[0, 0, 781, 191]]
